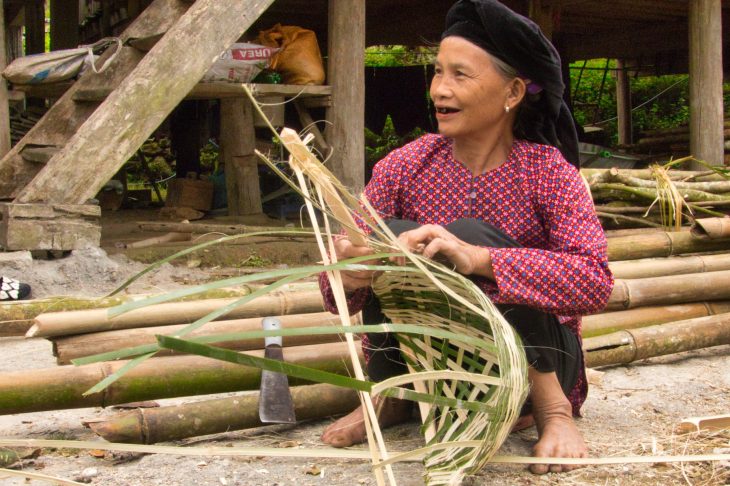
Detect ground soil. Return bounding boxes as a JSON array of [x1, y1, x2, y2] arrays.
[[0, 210, 728, 485]]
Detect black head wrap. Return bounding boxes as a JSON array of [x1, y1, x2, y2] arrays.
[[442, 0, 580, 167]]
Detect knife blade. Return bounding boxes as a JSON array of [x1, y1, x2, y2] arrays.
[[258, 317, 296, 424]]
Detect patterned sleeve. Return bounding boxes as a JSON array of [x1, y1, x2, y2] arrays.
[[318, 142, 410, 315], [487, 151, 614, 316]]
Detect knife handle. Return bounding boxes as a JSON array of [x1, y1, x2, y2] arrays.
[[262, 317, 282, 347]]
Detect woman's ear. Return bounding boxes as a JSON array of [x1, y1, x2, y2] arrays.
[[507, 77, 527, 108]]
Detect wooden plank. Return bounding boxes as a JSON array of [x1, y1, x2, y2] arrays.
[[325, 0, 365, 193], [689, 0, 724, 168], [220, 98, 262, 216], [615, 59, 632, 145], [15, 0, 276, 205], [0, 0, 193, 199], [0, 0, 11, 158], [0, 203, 101, 251], [50, 0, 80, 50]]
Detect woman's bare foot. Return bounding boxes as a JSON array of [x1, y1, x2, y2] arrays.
[[321, 397, 412, 448], [511, 413, 535, 432], [528, 368, 588, 474]]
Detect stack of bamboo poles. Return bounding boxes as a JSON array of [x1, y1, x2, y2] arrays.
[[623, 120, 730, 162], [584, 219, 730, 368], [582, 167, 730, 230]]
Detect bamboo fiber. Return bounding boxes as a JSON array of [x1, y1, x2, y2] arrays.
[[609, 253, 730, 279], [583, 301, 730, 338], [606, 270, 730, 311], [52, 312, 355, 364], [584, 312, 730, 367], [0, 341, 360, 415], [28, 289, 324, 338], [606, 231, 730, 261], [86, 383, 359, 444]]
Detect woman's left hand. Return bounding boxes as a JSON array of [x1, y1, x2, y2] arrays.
[[392, 224, 495, 279]]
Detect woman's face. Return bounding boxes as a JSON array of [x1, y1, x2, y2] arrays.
[[430, 36, 515, 141]]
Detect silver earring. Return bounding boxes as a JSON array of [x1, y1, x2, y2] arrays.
[[505, 105, 510, 113]]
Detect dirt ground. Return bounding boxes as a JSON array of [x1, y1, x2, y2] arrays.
[[0, 210, 729, 485]]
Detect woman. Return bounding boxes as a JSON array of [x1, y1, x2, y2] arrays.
[[319, 0, 613, 474]]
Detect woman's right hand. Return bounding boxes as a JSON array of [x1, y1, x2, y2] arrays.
[[334, 236, 381, 291]]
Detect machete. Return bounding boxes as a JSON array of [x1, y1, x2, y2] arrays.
[[258, 316, 296, 424]]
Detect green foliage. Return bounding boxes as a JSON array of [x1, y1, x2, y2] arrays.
[[365, 115, 425, 169], [365, 45, 436, 67], [199, 140, 220, 174]]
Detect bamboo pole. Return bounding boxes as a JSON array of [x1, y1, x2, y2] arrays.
[[607, 269, 730, 311], [28, 289, 325, 338], [583, 301, 730, 338], [86, 383, 359, 444], [606, 231, 730, 261], [691, 217, 730, 239], [0, 287, 266, 338], [605, 168, 730, 194], [0, 341, 360, 415], [52, 312, 358, 365], [581, 168, 727, 184], [609, 253, 730, 279], [584, 312, 730, 368], [592, 183, 730, 203]]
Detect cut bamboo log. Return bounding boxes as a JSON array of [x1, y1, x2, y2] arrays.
[[606, 231, 730, 261], [0, 287, 266, 338], [86, 383, 359, 444], [592, 183, 730, 203], [0, 341, 360, 415], [583, 301, 730, 338], [582, 168, 727, 185], [583, 312, 730, 368], [52, 312, 358, 365], [607, 270, 730, 311], [609, 253, 730, 279], [28, 289, 325, 338], [691, 217, 730, 239]]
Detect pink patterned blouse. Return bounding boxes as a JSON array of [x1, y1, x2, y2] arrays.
[[320, 134, 614, 415]]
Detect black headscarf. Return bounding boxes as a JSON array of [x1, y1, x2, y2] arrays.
[[442, 0, 580, 167]]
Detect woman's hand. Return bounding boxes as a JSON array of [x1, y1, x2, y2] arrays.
[[334, 236, 382, 291], [393, 224, 495, 279]]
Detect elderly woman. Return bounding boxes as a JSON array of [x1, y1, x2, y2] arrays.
[[319, 0, 613, 474]]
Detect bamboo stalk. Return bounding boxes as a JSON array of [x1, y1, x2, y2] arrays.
[[606, 231, 730, 261], [0, 341, 360, 415], [0, 287, 266, 338], [606, 168, 730, 194], [582, 168, 727, 185], [592, 183, 730, 203], [583, 301, 730, 338], [584, 312, 730, 367], [52, 312, 356, 365], [28, 289, 325, 338], [607, 270, 730, 311], [609, 253, 730, 279], [86, 383, 359, 444]]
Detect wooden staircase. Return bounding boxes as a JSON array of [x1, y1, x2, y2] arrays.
[[0, 0, 275, 251]]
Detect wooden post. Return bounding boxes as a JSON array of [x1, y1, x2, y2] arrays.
[[50, 0, 79, 51], [14, 0, 276, 205], [220, 98, 262, 216], [615, 59, 632, 145], [24, 1, 46, 55], [325, 0, 365, 193], [689, 0, 724, 168], [0, 0, 11, 158]]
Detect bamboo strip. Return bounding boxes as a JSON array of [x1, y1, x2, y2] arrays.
[[86, 383, 359, 443], [606, 270, 730, 311], [609, 253, 730, 279], [0, 341, 360, 415], [28, 289, 324, 338], [583, 312, 730, 367], [0, 468, 84, 486], [606, 231, 730, 261], [137, 221, 314, 236], [583, 301, 730, 338], [52, 312, 355, 365]]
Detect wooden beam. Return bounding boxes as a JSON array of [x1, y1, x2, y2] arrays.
[[689, 0, 724, 169], [325, 0, 365, 193], [24, 1, 45, 55], [50, 0, 79, 51], [0, 0, 11, 158], [15, 0, 276, 205], [220, 98, 262, 216], [615, 59, 632, 145]]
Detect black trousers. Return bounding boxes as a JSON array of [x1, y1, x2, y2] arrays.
[[363, 218, 582, 404]]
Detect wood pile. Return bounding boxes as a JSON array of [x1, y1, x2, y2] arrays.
[[9, 106, 45, 146], [620, 119, 730, 163]]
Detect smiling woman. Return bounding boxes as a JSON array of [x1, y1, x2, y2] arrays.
[[318, 0, 613, 476]]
